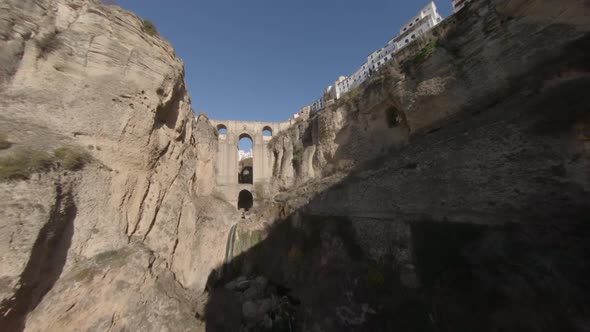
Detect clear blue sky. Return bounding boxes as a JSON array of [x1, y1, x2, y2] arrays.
[[115, 0, 452, 123]]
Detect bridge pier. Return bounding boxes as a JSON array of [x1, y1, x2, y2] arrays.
[[209, 119, 293, 209]]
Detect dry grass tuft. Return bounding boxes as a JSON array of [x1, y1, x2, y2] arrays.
[[0, 145, 92, 181], [0, 147, 54, 181], [54, 146, 91, 171]]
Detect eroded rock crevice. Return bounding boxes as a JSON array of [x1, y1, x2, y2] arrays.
[[0, 181, 76, 332]]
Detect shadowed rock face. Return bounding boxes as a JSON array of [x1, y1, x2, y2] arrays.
[[0, 0, 588, 331], [204, 0, 590, 331]]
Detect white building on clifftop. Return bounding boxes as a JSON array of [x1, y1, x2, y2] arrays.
[[394, 2, 443, 50], [305, 1, 444, 111]]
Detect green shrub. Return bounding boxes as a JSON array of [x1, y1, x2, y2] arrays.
[[385, 106, 401, 128], [36, 30, 61, 56], [0, 145, 92, 181], [291, 145, 303, 167], [0, 133, 12, 150], [0, 147, 54, 181], [414, 40, 438, 64], [54, 146, 91, 171], [142, 19, 158, 36], [335, 86, 362, 109]]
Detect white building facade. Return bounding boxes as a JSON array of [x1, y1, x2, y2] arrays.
[[310, 98, 324, 112], [394, 2, 443, 50], [302, 1, 444, 112], [238, 150, 252, 161]]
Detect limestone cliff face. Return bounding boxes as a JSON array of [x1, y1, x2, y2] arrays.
[[268, 66, 418, 190], [269, 0, 590, 194], [0, 0, 233, 330], [270, 0, 590, 263]]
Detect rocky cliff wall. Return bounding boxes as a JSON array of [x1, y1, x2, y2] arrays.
[[275, 0, 590, 221], [268, 0, 590, 192], [209, 0, 590, 330], [0, 0, 233, 330]]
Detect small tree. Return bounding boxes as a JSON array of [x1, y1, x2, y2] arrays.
[[385, 106, 401, 128], [36, 30, 62, 57], [142, 19, 158, 36]]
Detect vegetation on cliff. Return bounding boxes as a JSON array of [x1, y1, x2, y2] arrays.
[[142, 19, 158, 36], [35, 30, 62, 57], [0, 146, 91, 181], [53, 147, 92, 171], [413, 40, 438, 64]]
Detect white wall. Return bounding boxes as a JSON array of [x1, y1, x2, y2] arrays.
[[350, 63, 369, 88], [306, 1, 444, 104], [394, 2, 443, 50], [311, 97, 324, 112], [333, 76, 352, 99]]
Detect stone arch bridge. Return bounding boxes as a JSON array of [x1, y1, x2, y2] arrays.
[[209, 119, 294, 209]]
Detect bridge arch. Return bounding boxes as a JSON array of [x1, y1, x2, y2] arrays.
[[208, 118, 292, 209], [238, 132, 253, 142], [239, 166, 253, 184], [217, 124, 228, 135], [238, 133, 254, 184], [238, 190, 253, 211]]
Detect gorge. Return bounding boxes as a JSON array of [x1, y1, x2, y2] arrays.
[[0, 0, 589, 331]]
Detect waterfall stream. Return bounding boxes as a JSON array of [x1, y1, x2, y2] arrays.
[[224, 223, 238, 263]]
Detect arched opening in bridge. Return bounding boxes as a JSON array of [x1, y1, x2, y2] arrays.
[[262, 126, 272, 138], [217, 124, 227, 135], [240, 166, 253, 184], [238, 190, 253, 211], [238, 134, 253, 184]]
